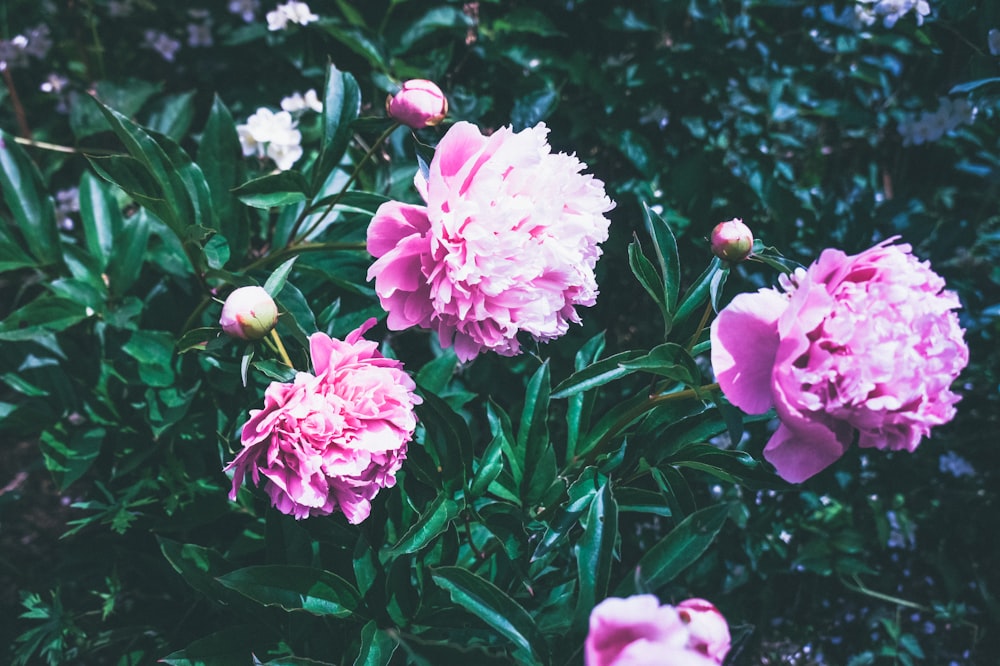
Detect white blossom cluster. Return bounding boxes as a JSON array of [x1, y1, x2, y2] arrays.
[[855, 0, 930, 28], [281, 89, 323, 114], [897, 98, 976, 146], [237, 108, 303, 171], [266, 1, 319, 31]]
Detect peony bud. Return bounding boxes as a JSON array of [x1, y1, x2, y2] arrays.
[[220, 286, 279, 340], [386, 79, 448, 129], [677, 598, 731, 663], [710, 218, 754, 263]]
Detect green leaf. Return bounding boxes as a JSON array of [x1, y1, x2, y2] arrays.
[[431, 567, 550, 664], [159, 626, 257, 666], [264, 256, 299, 296], [233, 171, 311, 209], [574, 481, 618, 628], [643, 204, 680, 313], [416, 390, 474, 491], [673, 258, 722, 330], [0, 297, 89, 341], [551, 350, 646, 399], [0, 223, 36, 273], [627, 235, 670, 333], [216, 565, 362, 618], [106, 209, 151, 296], [469, 435, 504, 500], [313, 64, 362, 193], [518, 362, 556, 505], [415, 350, 458, 394], [615, 503, 730, 595], [354, 621, 398, 666], [78, 171, 123, 270], [87, 153, 170, 223], [39, 427, 104, 490], [618, 343, 701, 387], [252, 359, 297, 382], [487, 400, 522, 490], [143, 90, 196, 141], [91, 97, 201, 235], [0, 129, 61, 265], [308, 190, 391, 216], [532, 467, 602, 561], [199, 96, 247, 257], [949, 77, 1000, 94], [158, 537, 237, 602], [388, 493, 463, 555]]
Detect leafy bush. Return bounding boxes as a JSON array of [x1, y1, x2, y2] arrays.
[[1, 0, 997, 664]]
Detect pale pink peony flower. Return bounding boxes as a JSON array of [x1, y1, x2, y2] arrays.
[[225, 319, 421, 523], [585, 595, 729, 666], [386, 79, 448, 128], [366, 121, 615, 362], [711, 239, 968, 483], [677, 598, 732, 662]]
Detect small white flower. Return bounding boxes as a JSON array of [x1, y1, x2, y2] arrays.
[[281, 88, 323, 113], [266, 1, 318, 31], [143, 29, 181, 62], [237, 107, 303, 170]]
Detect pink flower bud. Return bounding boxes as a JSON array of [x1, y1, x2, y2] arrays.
[[220, 286, 279, 340], [677, 598, 732, 663], [386, 79, 448, 129], [710, 218, 754, 263]]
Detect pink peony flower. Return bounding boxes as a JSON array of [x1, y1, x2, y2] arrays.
[[366, 121, 615, 362], [225, 319, 421, 523], [711, 239, 968, 483], [585, 595, 730, 666], [386, 79, 448, 129]]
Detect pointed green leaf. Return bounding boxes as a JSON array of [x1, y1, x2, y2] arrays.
[[487, 400, 522, 488], [618, 343, 701, 387], [0, 129, 61, 265], [160, 626, 258, 666], [551, 350, 646, 399], [532, 467, 602, 560], [106, 209, 151, 296], [574, 481, 618, 627], [673, 258, 722, 329], [0, 296, 89, 341], [354, 620, 398, 666], [217, 565, 362, 618], [0, 222, 36, 273], [313, 64, 361, 193], [416, 390, 474, 490], [431, 566, 550, 664], [388, 494, 463, 555], [78, 171, 123, 269], [519, 362, 556, 505], [264, 256, 299, 296], [234, 171, 311, 209], [627, 235, 670, 331], [643, 204, 680, 312], [199, 96, 247, 256], [614, 503, 729, 595]]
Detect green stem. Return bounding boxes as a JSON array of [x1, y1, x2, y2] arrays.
[[269, 329, 294, 368], [686, 299, 714, 352], [578, 383, 719, 467], [12, 136, 122, 156], [287, 121, 400, 246]]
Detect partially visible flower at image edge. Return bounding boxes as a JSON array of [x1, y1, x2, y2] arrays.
[[585, 595, 731, 666], [711, 239, 968, 483], [366, 121, 615, 362], [266, 0, 318, 31], [224, 319, 421, 524]]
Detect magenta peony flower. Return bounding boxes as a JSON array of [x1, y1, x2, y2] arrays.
[[711, 239, 968, 483], [585, 595, 730, 666], [225, 319, 421, 523], [386, 79, 448, 129], [366, 121, 615, 362]]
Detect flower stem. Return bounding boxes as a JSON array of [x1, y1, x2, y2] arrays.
[[287, 121, 400, 246], [2, 66, 32, 139], [686, 299, 715, 351], [241, 241, 368, 274], [270, 329, 294, 368]]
